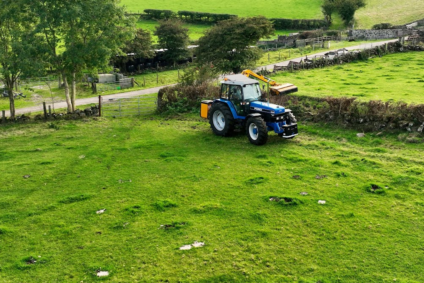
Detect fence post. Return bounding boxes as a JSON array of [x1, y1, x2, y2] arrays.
[[48, 105, 51, 115], [156, 73, 158, 84], [268, 53, 270, 62], [2, 110, 5, 124], [143, 76, 146, 86], [178, 69, 180, 79], [98, 95, 102, 117], [43, 102, 47, 120], [131, 78, 135, 88]]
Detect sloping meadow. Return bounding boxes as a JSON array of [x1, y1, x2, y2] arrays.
[[0, 116, 423, 282]]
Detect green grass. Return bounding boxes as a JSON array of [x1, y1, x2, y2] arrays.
[[124, 0, 424, 29], [0, 115, 424, 282], [356, 0, 424, 28], [270, 52, 424, 103], [123, 0, 323, 19]]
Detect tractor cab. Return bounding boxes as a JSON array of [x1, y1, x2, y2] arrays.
[[219, 74, 262, 116]]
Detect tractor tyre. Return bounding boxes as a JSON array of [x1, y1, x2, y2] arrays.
[[246, 116, 268, 145], [209, 103, 235, 136]]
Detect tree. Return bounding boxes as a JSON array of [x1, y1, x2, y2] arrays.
[[154, 20, 189, 65], [31, 0, 135, 113], [337, 0, 366, 28], [114, 28, 154, 72], [0, 0, 46, 118], [322, 0, 366, 28], [322, 0, 337, 24], [196, 16, 274, 74]]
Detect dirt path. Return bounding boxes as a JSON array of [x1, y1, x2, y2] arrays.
[[6, 39, 398, 117]]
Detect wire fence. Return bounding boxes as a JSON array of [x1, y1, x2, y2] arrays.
[[101, 96, 157, 117]]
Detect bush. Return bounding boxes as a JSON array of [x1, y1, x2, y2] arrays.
[[271, 18, 328, 30], [372, 23, 393, 30], [157, 83, 219, 114]]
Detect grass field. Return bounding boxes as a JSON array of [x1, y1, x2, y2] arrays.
[[123, 0, 323, 19], [124, 0, 424, 29], [270, 52, 424, 103], [1, 114, 424, 282]]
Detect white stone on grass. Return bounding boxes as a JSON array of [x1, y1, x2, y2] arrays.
[[96, 209, 106, 214], [97, 271, 109, 277], [318, 200, 326, 204], [179, 245, 192, 250], [192, 241, 205, 248]]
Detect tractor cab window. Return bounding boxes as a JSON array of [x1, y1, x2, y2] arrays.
[[220, 84, 229, 99], [229, 85, 242, 101], [243, 84, 261, 102]]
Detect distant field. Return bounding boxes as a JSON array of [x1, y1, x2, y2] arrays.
[[271, 52, 424, 103], [356, 0, 424, 28], [123, 0, 323, 19], [124, 0, 424, 29]]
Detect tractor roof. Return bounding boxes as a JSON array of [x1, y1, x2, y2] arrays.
[[221, 74, 258, 85]]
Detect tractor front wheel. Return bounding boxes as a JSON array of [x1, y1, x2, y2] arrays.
[[209, 103, 235, 136], [246, 117, 268, 145]]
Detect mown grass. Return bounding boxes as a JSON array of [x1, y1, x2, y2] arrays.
[[124, 0, 423, 29], [123, 0, 323, 19], [0, 114, 423, 282], [270, 52, 424, 103]]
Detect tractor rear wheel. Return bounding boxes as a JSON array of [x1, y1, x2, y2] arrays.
[[246, 116, 268, 145], [209, 103, 235, 136]]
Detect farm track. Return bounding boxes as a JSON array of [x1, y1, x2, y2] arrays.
[[6, 39, 397, 117]]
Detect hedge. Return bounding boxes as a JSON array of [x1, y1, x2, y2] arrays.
[[271, 18, 328, 30]]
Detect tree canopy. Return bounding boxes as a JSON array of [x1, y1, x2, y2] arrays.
[[154, 20, 189, 65], [196, 16, 274, 74], [322, 0, 366, 27]]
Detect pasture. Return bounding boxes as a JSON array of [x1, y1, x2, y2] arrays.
[[270, 52, 424, 103], [0, 114, 424, 282], [123, 0, 424, 29]]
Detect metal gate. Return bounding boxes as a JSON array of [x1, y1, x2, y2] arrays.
[[101, 96, 157, 117]]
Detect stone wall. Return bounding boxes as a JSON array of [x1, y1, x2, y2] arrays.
[[349, 29, 414, 40]]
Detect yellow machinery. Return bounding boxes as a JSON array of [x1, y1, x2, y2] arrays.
[[241, 69, 298, 95]]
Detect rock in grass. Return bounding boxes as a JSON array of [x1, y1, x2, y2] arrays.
[[23, 175, 31, 179], [179, 245, 192, 250], [356, 133, 365, 138], [96, 209, 106, 214], [318, 200, 326, 204], [97, 270, 109, 277]]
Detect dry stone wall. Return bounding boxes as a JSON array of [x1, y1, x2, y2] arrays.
[[349, 29, 414, 40]]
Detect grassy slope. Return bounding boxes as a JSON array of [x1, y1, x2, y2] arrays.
[[270, 52, 424, 103], [356, 0, 424, 28], [0, 116, 423, 282], [123, 0, 323, 19], [124, 0, 424, 29]]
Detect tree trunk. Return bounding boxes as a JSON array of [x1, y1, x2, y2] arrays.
[[7, 85, 15, 119], [71, 72, 76, 112], [58, 75, 62, 89], [62, 72, 72, 113]]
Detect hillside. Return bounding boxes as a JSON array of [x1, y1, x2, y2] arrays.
[[122, 0, 424, 28]]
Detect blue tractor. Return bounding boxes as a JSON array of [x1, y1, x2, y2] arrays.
[[200, 74, 298, 145]]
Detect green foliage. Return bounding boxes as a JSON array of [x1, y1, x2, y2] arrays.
[[271, 18, 328, 30], [123, 28, 154, 59], [372, 23, 393, 29], [154, 19, 190, 64], [196, 16, 274, 73], [322, 0, 366, 27]]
